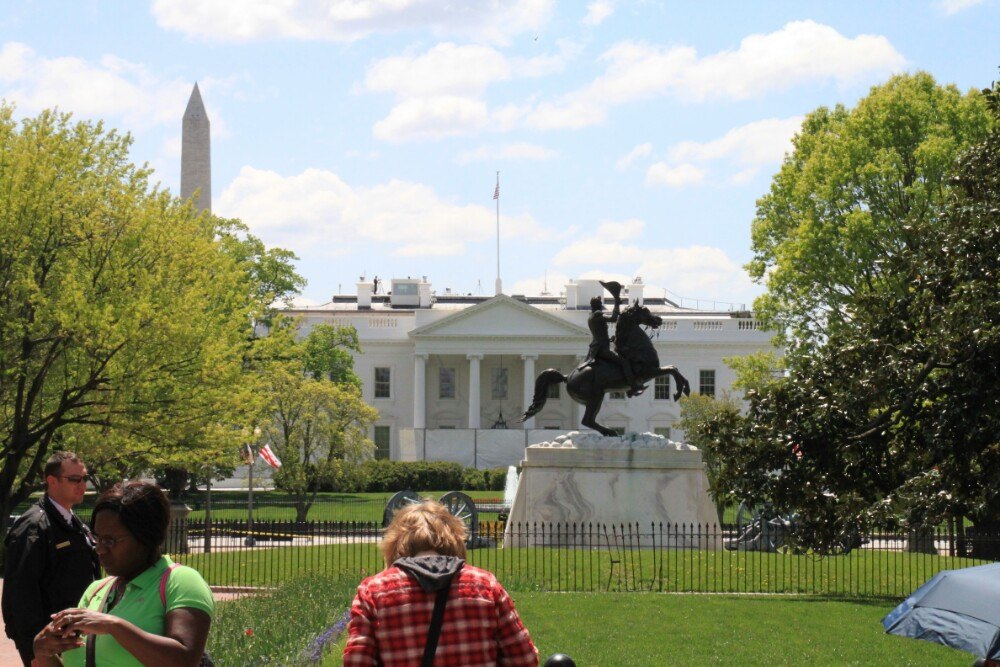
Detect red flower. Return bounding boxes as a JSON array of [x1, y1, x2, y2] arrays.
[[244, 628, 254, 637]]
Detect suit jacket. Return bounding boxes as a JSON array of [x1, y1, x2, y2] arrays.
[[2, 495, 101, 647]]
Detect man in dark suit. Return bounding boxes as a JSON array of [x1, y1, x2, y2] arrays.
[[2, 451, 100, 666]]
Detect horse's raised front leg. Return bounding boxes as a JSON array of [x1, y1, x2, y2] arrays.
[[581, 396, 617, 437], [650, 365, 691, 401]]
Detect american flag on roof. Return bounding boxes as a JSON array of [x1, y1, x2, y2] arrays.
[[259, 443, 282, 469], [493, 183, 499, 200]]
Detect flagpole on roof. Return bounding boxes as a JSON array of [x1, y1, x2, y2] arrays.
[[494, 171, 502, 296]]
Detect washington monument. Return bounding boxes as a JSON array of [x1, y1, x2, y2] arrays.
[[181, 83, 211, 213]]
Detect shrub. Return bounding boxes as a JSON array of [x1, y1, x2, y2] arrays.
[[359, 460, 506, 492]]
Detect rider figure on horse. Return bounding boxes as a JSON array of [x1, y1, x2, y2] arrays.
[[587, 281, 645, 397]]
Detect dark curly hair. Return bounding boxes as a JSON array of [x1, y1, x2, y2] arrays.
[[590, 295, 604, 310], [92, 481, 171, 566]]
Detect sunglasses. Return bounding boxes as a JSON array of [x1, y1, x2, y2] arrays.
[[59, 475, 88, 484]]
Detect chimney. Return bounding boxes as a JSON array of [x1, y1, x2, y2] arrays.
[[628, 277, 644, 306], [418, 277, 432, 308], [564, 281, 578, 309], [357, 280, 374, 309]]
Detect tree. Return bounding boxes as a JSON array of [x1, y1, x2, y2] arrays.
[[261, 326, 376, 521], [714, 77, 1000, 554], [677, 392, 743, 524], [748, 72, 991, 347], [0, 107, 256, 546]]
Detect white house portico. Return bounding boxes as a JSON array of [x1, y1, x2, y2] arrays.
[[285, 277, 777, 469]]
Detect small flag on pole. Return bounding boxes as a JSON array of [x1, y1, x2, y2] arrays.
[[493, 183, 500, 200], [259, 444, 282, 469]]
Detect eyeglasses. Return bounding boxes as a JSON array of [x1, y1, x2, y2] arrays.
[[59, 475, 88, 484], [93, 535, 129, 549]]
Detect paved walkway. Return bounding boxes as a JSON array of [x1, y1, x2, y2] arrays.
[[0, 578, 252, 664]]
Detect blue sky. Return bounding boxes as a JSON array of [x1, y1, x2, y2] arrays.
[[1, 1, 996, 308]]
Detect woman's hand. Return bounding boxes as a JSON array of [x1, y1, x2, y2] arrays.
[[33, 620, 84, 657], [50, 608, 120, 636]]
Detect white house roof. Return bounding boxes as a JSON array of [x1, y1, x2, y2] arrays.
[[409, 294, 589, 339]]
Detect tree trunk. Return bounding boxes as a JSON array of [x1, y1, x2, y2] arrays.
[[967, 519, 1000, 561], [906, 526, 938, 554]]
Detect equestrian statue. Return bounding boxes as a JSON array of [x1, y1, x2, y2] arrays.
[[519, 280, 690, 437]]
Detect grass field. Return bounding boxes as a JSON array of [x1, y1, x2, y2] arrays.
[[321, 593, 971, 665]]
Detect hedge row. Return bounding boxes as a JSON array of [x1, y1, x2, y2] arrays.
[[358, 460, 507, 493]]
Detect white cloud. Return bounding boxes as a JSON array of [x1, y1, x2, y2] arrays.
[[217, 166, 557, 259], [455, 142, 558, 164], [510, 271, 570, 296], [364, 43, 511, 98], [596, 218, 645, 240], [644, 162, 706, 187], [520, 20, 905, 130], [151, 0, 554, 44], [0, 42, 208, 130], [615, 142, 653, 171], [582, 1, 614, 25], [552, 236, 756, 306], [669, 116, 803, 165], [519, 218, 757, 303], [936, 0, 984, 14], [364, 40, 577, 141], [373, 95, 489, 142]]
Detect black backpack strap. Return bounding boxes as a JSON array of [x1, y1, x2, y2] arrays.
[[421, 583, 452, 667]]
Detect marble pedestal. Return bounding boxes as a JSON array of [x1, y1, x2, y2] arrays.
[[503, 444, 719, 549]]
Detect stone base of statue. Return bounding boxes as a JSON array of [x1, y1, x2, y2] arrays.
[[502, 432, 719, 549]]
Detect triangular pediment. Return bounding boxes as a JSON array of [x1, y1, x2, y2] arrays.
[[411, 295, 588, 339]]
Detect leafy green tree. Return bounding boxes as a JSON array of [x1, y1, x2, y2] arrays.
[[262, 326, 377, 521], [301, 324, 362, 388], [748, 72, 991, 347], [677, 392, 743, 523], [714, 78, 1000, 554], [0, 107, 256, 537]]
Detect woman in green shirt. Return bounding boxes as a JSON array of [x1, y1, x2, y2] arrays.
[[33, 481, 214, 667]]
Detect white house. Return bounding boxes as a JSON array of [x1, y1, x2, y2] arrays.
[[278, 276, 775, 470]]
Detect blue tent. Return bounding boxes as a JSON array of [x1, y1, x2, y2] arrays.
[[883, 562, 1000, 659]]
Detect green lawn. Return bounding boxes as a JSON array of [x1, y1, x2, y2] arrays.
[[322, 593, 970, 665]]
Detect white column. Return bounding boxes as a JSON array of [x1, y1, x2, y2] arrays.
[[467, 354, 483, 429], [413, 354, 427, 429], [521, 354, 537, 429]]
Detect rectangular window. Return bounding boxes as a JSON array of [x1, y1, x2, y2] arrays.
[[653, 426, 671, 439], [699, 369, 716, 398], [373, 426, 390, 460], [610, 426, 626, 436], [546, 382, 560, 399], [654, 376, 670, 400], [491, 368, 509, 400], [439, 367, 455, 399], [609, 390, 625, 400], [374, 367, 391, 398]]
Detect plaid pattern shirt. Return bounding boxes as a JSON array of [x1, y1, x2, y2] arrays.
[[343, 563, 538, 666]]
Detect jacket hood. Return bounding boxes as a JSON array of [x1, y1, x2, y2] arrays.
[[393, 555, 465, 592]]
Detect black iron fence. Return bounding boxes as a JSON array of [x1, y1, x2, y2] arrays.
[[166, 519, 1000, 598]]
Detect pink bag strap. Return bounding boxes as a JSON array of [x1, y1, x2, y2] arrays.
[[159, 563, 182, 607]]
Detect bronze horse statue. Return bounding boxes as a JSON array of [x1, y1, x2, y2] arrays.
[[519, 302, 690, 436]]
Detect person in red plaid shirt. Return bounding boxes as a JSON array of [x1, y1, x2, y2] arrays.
[[344, 500, 538, 666]]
